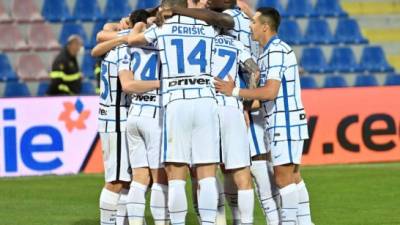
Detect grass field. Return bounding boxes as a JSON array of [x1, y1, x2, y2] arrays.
[[1, 163, 400, 225]]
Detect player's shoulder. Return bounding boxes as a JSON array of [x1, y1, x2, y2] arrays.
[[165, 15, 208, 26], [268, 37, 292, 53]]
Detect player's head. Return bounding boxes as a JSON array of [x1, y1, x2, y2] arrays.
[[66, 35, 83, 57], [250, 7, 280, 43], [129, 9, 151, 26], [209, 0, 235, 11], [161, 0, 188, 8]]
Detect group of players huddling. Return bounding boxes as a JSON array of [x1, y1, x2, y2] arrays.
[[92, 0, 312, 225]]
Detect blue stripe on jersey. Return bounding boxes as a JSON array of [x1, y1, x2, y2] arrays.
[[249, 114, 261, 155], [161, 36, 171, 76], [163, 111, 168, 161], [281, 75, 293, 163], [266, 123, 307, 130]]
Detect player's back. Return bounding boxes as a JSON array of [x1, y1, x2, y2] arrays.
[[144, 15, 217, 106], [212, 34, 251, 108], [98, 30, 131, 133], [127, 44, 161, 117], [223, 8, 260, 58]]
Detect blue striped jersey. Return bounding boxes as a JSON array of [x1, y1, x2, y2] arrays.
[[118, 43, 161, 118], [211, 34, 252, 109], [98, 29, 131, 133], [143, 15, 218, 106], [259, 35, 309, 141]]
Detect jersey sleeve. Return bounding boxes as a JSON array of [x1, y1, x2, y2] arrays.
[[143, 24, 158, 43], [236, 41, 252, 64], [266, 48, 286, 81], [117, 46, 131, 72]]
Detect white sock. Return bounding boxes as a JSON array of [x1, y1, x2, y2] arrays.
[[279, 184, 299, 225], [150, 183, 170, 225], [297, 180, 313, 225], [216, 176, 226, 225], [100, 188, 120, 225], [168, 180, 187, 225], [224, 174, 240, 225], [250, 161, 279, 225], [198, 177, 218, 225], [238, 189, 254, 225], [117, 188, 129, 225], [127, 181, 148, 225]]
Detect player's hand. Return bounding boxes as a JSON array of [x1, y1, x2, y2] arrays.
[[155, 7, 174, 27], [214, 76, 235, 96]]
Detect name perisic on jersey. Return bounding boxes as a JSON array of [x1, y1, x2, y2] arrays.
[[172, 25, 206, 35]]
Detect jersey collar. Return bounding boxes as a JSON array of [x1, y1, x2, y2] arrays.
[[263, 35, 279, 52]]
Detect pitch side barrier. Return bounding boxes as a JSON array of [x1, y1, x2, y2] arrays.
[[0, 86, 399, 177]]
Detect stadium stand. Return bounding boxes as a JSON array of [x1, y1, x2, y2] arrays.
[[37, 81, 50, 96], [16, 53, 48, 81], [28, 23, 61, 50], [4, 81, 31, 97], [81, 81, 95, 95], [354, 74, 378, 87], [0, 54, 17, 81], [324, 75, 348, 88], [0, 1, 12, 23], [0, 23, 30, 51], [0, 0, 399, 97], [301, 47, 331, 73], [300, 76, 318, 89], [73, 0, 105, 22], [41, 0, 73, 22], [304, 18, 336, 44], [329, 47, 360, 73]]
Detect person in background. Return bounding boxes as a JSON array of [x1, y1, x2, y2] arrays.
[[46, 35, 83, 96]]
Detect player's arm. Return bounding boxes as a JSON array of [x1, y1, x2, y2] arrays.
[[96, 30, 119, 43], [237, 0, 255, 18], [119, 70, 160, 94], [91, 35, 128, 57], [242, 58, 260, 89], [215, 76, 281, 101], [157, 7, 234, 30]]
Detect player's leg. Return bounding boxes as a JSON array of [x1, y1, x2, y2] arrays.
[[215, 171, 226, 225], [222, 171, 240, 225], [192, 98, 221, 225], [100, 132, 131, 225], [272, 141, 300, 225], [220, 106, 254, 225], [292, 141, 313, 225], [162, 100, 193, 224], [250, 155, 280, 225], [249, 111, 280, 225], [116, 187, 129, 225], [150, 168, 169, 225], [190, 167, 202, 223], [147, 116, 170, 225], [126, 116, 151, 225], [165, 163, 189, 225]]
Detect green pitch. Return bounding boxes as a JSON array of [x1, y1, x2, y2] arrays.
[[1, 163, 399, 225]]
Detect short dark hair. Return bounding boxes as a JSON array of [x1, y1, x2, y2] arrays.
[[129, 9, 151, 25], [256, 7, 281, 32], [161, 0, 187, 8]]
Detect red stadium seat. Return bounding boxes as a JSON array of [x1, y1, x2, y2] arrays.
[[11, 0, 43, 22], [16, 53, 48, 80], [28, 23, 61, 50], [0, 1, 12, 23], [0, 24, 29, 51]]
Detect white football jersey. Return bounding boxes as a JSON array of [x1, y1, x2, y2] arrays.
[[98, 30, 131, 133], [118, 43, 161, 118], [259, 36, 309, 142], [143, 15, 218, 106], [211, 34, 252, 109], [223, 8, 260, 58]]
